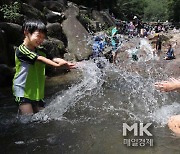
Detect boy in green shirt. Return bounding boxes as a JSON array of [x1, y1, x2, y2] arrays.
[[13, 19, 75, 115]]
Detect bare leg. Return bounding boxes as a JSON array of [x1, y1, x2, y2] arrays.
[[113, 52, 118, 64], [19, 103, 33, 115], [33, 106, 44, 113]]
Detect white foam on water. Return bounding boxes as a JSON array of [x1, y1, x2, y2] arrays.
[[32, 60, 106, 121], [151, 102, 180, 126], [30, 37, 179, 129]]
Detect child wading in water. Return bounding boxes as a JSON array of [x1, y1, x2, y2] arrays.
[[13, 20, 76, 115]]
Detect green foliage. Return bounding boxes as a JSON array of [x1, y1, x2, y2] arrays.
[[69, 0, 179, 22], [81, 15, 91, 24], [143, 0, 169, 22], [0, 1, 21, 22], [113, 0, 147, 20], [168, 0, 180, 22]]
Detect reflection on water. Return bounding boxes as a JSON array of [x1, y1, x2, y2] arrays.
[[1, 38, 180, 153]]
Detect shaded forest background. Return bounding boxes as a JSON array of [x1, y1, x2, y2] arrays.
[[70, 0, 180, 22]]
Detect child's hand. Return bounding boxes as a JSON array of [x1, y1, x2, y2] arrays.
[[53, 58, 68, 66], [66, 62, 76, 69], [154, 78, 180, 92]]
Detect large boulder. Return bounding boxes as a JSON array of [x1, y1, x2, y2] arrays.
[[0, 29, 8, 64], [21, 3, 45, 22], [42, 38, 67, 76], [62, 4, 92, 61], [91, 10, 106, 25], [0, 22, 23, 46], [45, 69, 82, 97], [0, 64, 14, 87], [42, 38, 65, 58], [46, 23, 64, 40], [7, 44, 16, 66], [45, 10, 65, 23], [42, 1, 65, 12], [22, 0, 44, 12]]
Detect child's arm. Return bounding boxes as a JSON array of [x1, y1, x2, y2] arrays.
[[155, 78, 180, 92], [37, 56, 76, 68], [52, 58, 76, 69]]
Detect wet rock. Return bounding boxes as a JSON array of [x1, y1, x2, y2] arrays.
[[164, 58, 180, 78], [57, 0, 67, 6], [42, 38, 65, 58], [46, 10, 65, 23], [46, 23, 64, 40], [21, 3, 46, 22], [45, 69, 83, 97], [100, 11, 116, 27], [62, 4, 92, 61], [42, 38, 67, 75], [64, 2, 79, 18], [0, 64, 14, 87], [91, 10, 106, 25], [64, 52, 76, 61], [22, 0, 44, 12], [42, 1, 65, 12], [0, 22, 23, 46], [6, 44, 16, 66], [0, 29, 8, 64]]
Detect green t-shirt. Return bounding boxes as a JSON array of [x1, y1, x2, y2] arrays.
[[13, 44, 46, 101]]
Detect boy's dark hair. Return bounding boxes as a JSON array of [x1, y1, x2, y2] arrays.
[[22, 19, 47, 35]]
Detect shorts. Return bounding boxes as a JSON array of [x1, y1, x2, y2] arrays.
[[14, 96, 45, 108]]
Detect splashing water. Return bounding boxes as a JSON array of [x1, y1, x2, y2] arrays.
[[127, 38, 159, 62], [30, 36, 180, 129], [32, 60, 105, 121], [30, 53, 180, 128]]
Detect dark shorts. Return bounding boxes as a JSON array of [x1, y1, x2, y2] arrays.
[[14, 96, 45, 108]]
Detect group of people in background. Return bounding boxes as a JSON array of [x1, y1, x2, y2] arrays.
[[90, 14, 177, 66]]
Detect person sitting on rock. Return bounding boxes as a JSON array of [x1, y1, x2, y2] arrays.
[[13, 19, 76, 115], [164, 44, 175, 60]]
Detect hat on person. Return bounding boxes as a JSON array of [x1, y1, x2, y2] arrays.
[[133, 16, 137, 19]]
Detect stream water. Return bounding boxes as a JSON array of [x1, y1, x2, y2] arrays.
[[1, 38, 180, 154]]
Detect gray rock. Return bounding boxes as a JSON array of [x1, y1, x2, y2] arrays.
[[21, 3, 45, 22], [45, 69, 83, 97], [62, 5, 92, 61], [42, 1, 65, 12], [0, 22, 23, 46], [47, 23, 62, 39], [64, 52, 76, 61], [42, 38, 65, 58], [0, 64, 14, 87], [164, 58, 180, 78], [42, 38, 68, 76], [91, 10, 106, 25], [22, 0, 44, 12], [46, 11, 65, 23], [0, 29, 8, 64]]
